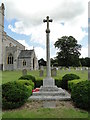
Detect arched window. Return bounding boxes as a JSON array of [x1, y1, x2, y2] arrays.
[[23, 60, 26, 66], [7, 53, 13, 64]]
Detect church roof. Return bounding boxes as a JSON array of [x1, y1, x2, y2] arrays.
[[6, 33, 25, 49], [18, 50, 34, 58]]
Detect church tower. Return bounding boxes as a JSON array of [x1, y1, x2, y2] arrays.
[[0, 3, 4, 70]]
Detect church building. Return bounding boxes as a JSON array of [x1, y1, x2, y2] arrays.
[[0, 3, 38, 71]]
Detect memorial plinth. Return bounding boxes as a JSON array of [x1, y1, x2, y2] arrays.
[[29, 16, 71, 101]]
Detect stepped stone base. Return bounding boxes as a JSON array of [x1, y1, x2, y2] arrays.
[[29, 87, 71, 101], [40, 86, 59, 91], [29, 77, 71, 101]]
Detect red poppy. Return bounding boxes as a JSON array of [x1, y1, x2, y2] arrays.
[[32, 88, 40, 92]]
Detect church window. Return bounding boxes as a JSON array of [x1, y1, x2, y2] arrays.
[[7, 53, 13, 64], [23, 60, 26, 66]]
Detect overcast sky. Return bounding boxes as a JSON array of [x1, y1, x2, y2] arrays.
[[0, 0, 89, 60]]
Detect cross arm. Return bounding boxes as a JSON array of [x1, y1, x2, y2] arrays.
[[43, 19, 53, 23], [49, 19, 53, 22], [43, 19, 47, 23]]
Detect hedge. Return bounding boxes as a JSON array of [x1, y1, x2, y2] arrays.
[[17, 80, 34, 89], [68, 79, 86, 91], [2, 81, 32, 109], [18, 75, 36, 88], [35, 78, 44, 88], [71, 80, 90, 110], [55, 78, 62, 87], [62, 73, 80, 90]]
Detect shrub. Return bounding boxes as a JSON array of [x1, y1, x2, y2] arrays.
[[55, 78, 62, 87], [18, 75, 36, 87], [17, 80, 34, 89], [71, 80, 90, 110], [68, 79, 86, 91], [62, 74, 80, 90], [35, 80, 43, 88], [2, 81, 32, 109]]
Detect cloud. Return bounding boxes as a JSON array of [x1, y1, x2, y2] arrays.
[[80, 46, 88, 58], [34, 47, 46, 60], [2, 0, 89, 58], [17, 40, 33, 50], [5, 0, 88, 30], [9, 20, 87, 46], [6, 0, 88, 41], [8, 21, 25, 34], [5, 0, 88, 24]]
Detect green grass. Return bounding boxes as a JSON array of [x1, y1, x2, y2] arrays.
[[2, 69, 88, 84], [0, 71, 2, 85], [1, 69, 88, 119], [2, 107, 88, 118]]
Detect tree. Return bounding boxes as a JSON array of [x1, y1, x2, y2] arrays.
[[85, 57, 90, 67], [50, 58, 58, 67], [79, 58, 86, 66], [38, 58, 46, 67], [54, 36, 81, 67], [80, 57, 90, 67]]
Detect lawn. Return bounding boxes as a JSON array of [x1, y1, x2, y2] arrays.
[[2, 108, 88, 119], [2, 68, 88, 84], [1, 69, 89, 119], [2, 101, 89, 119]]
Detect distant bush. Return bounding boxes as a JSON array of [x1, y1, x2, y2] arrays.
[[71, 80, 90, 110], [62, 74, 80, 90], [19, 75, 36, 88], [2, 81, 32, 109]]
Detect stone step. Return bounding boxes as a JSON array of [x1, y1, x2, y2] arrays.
[[29, 95, 71, 101], [33, 91, 65, 96], [40, 86, 60, 91], [29, 88, 71, 101]]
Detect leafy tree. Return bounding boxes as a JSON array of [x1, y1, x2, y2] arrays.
[[38, 58, 46, 67], [85, 57, 90, 67], [54, 36, 81, 67], [50, 58, 58, 67], [80, 57, 90, 67], [79, 58, 86, 66]]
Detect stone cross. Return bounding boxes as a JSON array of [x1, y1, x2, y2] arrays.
[[29, 17, 71, 102], [43, 16, 53, 77]]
